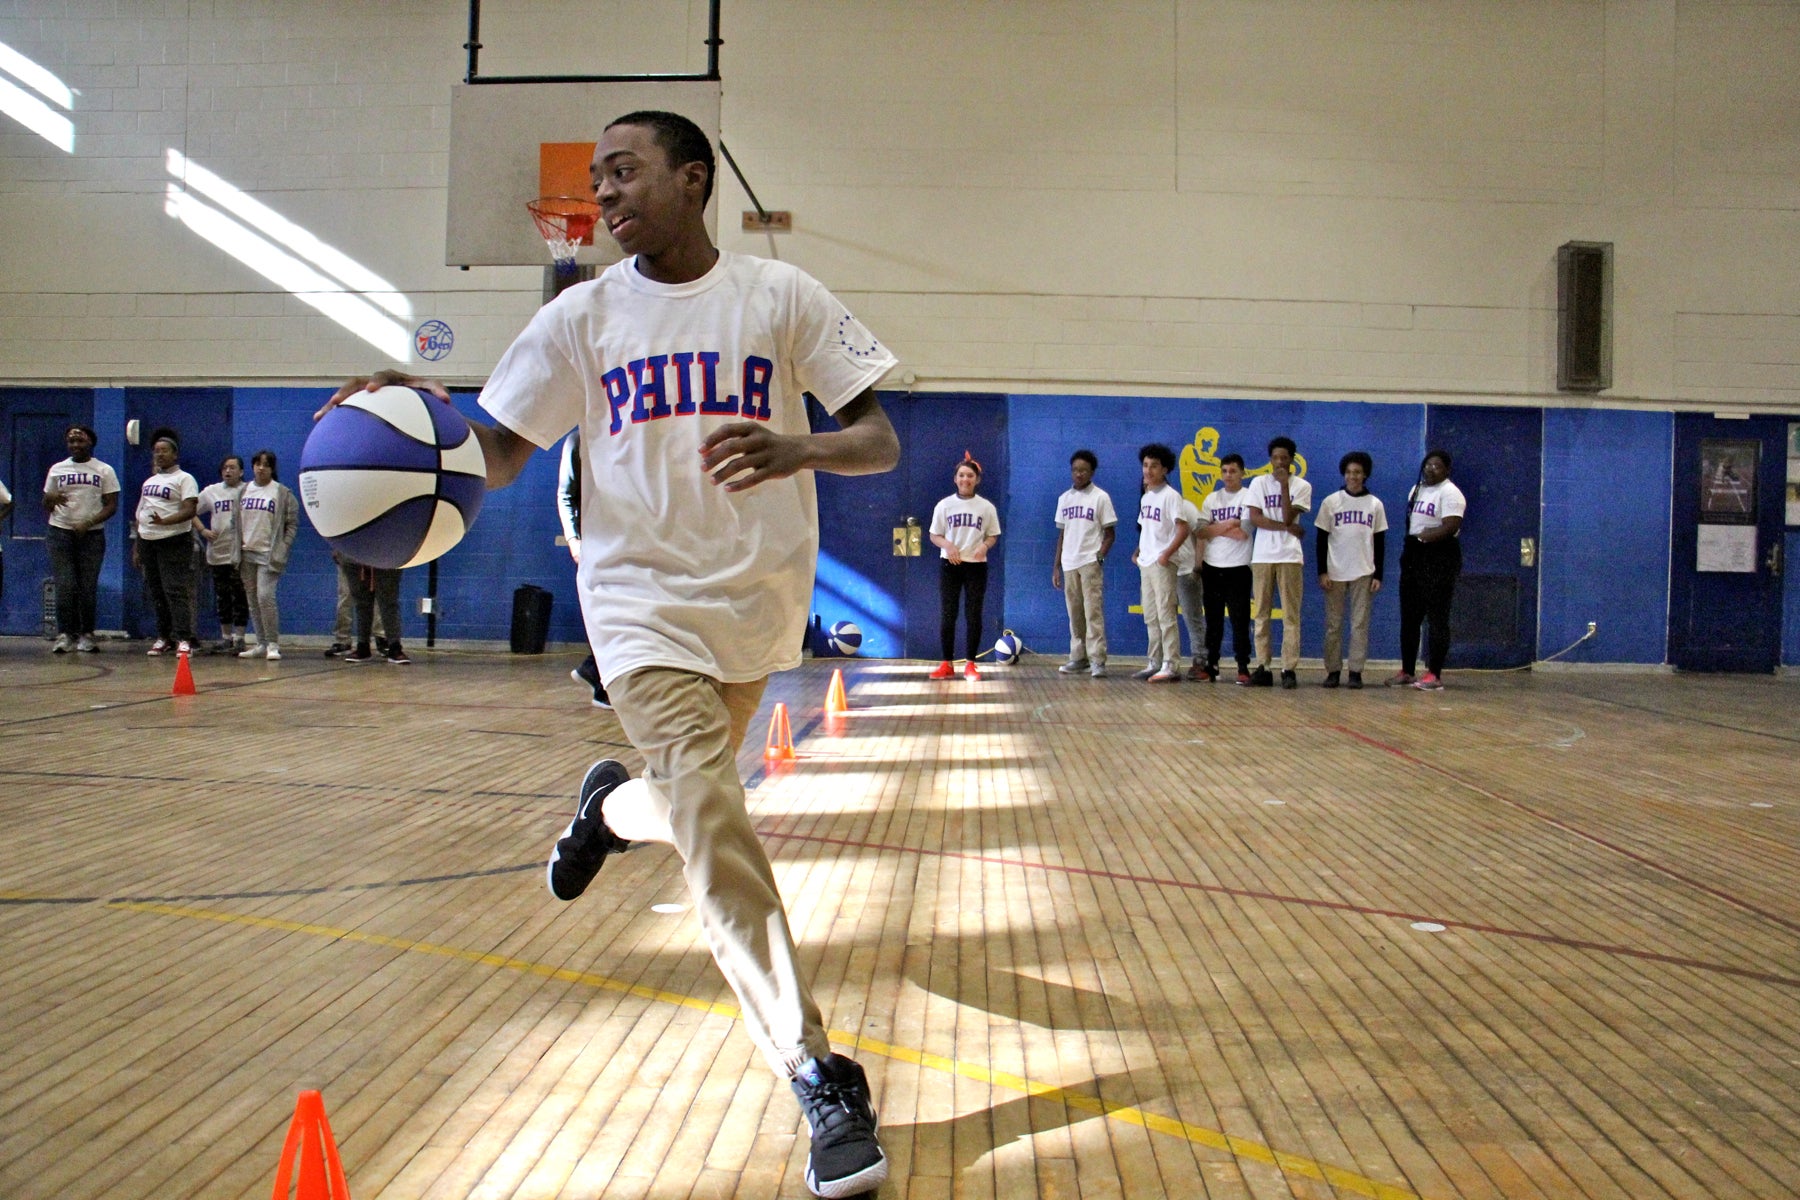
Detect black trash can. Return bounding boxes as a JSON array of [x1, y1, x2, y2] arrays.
[[510, 584, 553, 654]]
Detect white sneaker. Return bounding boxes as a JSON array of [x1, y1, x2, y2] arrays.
[[264, 645, 281, 661], [1149, 662, 1180, 683], [176, 640, 192, 656], [147, 638, 170, 657], [1057, 659, 1090, 674], [75, 635, 97, 653], [51, 634, 73, 654], [238, 643, 266, 658]]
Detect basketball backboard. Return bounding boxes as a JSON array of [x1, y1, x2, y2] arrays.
[[445, 80, 721, 267]]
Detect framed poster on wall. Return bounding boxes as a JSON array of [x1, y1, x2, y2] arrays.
[[1699, 438, 1758, 524], [1697, 438, 1759, 572], [1787, 422, 1800, 527]]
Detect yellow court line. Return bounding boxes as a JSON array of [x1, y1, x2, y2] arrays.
[[108, 898, 1426, 1200]]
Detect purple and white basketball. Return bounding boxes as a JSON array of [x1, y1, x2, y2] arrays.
[[827, 620, 863, 656], [299, 385, 486, 569], [992, 632, 1023, 664]]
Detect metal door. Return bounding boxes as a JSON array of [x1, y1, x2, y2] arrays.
[[1669, 414, 1786, 672]]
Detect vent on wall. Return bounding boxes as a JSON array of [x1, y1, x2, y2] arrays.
[[1557, 241, 1612, 393]]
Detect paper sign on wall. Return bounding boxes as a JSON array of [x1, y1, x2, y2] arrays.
[[1696, 524, 1756, 573]]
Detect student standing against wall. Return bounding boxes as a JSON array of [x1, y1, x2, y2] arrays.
[[1052, 449, 1115, 678], [1391, 449, 1465, 691], [131, 430, 199, 656], [236, 450, 299, 661], [1198, 453, 1255, 684], [1314, 451, 1386, 689], [195, 454, 248, 654], [43, 425, 119, 654], [929, 452, 1001, 680], [1246, 436, 1311, 689], [1132, 443, 1189, 682]]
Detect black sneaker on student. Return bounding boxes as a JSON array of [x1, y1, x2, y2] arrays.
[[1280, 670, 1298, 690], [1347, 671, 1364, 689], [790, 1054, 888, 1198], [323, 641, 351, 658], [1321, 671, 1340, 689], [342, 644, 374, 664], [384, 643, 411, 665], [546, 759, 631, 902], [571, 655, 611, 709], [1249, 667, 1274, 687]]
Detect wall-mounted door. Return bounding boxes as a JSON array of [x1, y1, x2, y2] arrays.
[[0, 389, 94, 635], [1423, 405, 1542, 669], [1669, 414, 1786, 673]]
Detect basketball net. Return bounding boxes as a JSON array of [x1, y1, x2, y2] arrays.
[[527, 196, 601, 273]]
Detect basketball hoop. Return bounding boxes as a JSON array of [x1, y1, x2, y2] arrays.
[[527, 196, 601, 272]]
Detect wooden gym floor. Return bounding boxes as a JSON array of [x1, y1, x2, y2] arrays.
[[1, 638, 1797, 1200]]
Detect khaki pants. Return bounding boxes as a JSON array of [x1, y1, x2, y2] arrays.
[[1251, 560, 1304, 670], [601, 667, 829, 1078], [1063, 560, 1107, 666], [1322, 574, 1375, 673], [1176, 570, 1205, 664], [1139, 560, 1180, 666]]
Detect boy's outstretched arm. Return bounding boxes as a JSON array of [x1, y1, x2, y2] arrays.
[[699, 389, 899, 492], [319, 370, 538, 491]]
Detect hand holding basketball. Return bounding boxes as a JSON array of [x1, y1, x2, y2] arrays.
[[315, 370, 451, 420]]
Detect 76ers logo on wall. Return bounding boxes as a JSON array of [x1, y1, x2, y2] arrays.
[[414, 320, 454, 362]]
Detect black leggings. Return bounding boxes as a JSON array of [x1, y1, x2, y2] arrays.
[[939, 560, 988, 662], [1399, 537, 1461, 675], [1200, 563, 1253, 671], [211, 563, 249, 628]]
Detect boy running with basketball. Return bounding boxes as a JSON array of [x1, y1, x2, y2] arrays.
[[325, 111, 898, 1198]]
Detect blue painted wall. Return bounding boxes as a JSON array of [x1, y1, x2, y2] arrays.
[[6, 385, 1793, 667], [1539, 408, 1673, 665], [1004, 394, 1423, 662]]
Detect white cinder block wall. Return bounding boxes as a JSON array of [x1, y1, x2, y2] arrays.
[[0, 0, 1795, 410]]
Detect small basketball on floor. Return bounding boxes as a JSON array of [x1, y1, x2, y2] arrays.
[[992, 632, 1023, 663], [300, 385, 487, 568], [827, 620, 863, 655]]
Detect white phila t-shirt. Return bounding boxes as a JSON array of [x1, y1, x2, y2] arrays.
[[196, 481, 243, 566], [44, 457, 120, 530], [931, 493, 1001, 561], [1246, 472, 1312, 564], [1054, 484, 1115, 570], [1137, 484, 1188, 564], [238, 480, 282, 554], [480, 250, 897, 686], [1198, 486, 1254, 569], [1316, 489, 1387, 580], [1407, 480, 1466, 537], [136, 469, 199, 541]]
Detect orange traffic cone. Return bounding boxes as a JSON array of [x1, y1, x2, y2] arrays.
[[824, 669, 849, 717], [763, 701, 795, 761], [172, 649, 196, 696], [270, 1090, 352, 1200]]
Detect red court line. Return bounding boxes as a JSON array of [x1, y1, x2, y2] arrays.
[[1325, 724, 1800, 937], [756, 826, 1800, 991]]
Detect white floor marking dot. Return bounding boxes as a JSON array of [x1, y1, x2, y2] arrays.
[[1749, 802, 1773, 809], [650, 903, 687, 914], [1263, 799, 1286, 806], [1411, 921, 1446, 933]]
